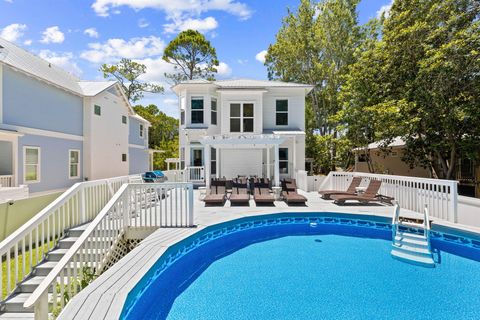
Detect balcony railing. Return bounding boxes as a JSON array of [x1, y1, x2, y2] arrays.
[[0, 175, 13, 187]]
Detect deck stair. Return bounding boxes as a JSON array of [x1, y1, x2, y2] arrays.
[[0, 224, 92, 319], [391, 203, 435, 268]]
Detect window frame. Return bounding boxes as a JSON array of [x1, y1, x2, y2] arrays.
[[94, 105, 101, 116], [122, 153, 127, 162], [279, 147, 289, 174], [191, 96, 204, 124], [23, 146, 41, 184], [122, 115, 127, 124], [229, 102, 255, 133], [139, 124, 144, 138], [68, 149, 81, 179], [211, 147, 217, 175], [211, 97, 217, 125], [275, 99, 289, 126]]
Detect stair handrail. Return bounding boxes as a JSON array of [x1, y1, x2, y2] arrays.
[[0, 175, 134, 301], [392, 201, 400, 240], [423, 204, 431, 252]]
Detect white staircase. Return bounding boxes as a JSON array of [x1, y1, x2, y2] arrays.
[[391, 203, 435, 268]]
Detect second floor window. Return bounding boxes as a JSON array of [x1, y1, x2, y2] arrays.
[[211, 98, 217, 125], [94, 105, 101, 116], [191, 97, 204, 124], [230, 103, 254, 133], [140, 124, 144, 138], [122, 115, 127, 124], [276, 99, 288, 125]]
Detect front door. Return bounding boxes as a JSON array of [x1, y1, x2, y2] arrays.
[[191, 149, 203, 167]]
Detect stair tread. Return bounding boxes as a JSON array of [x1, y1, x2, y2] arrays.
[[399, 221, 425, 228], [397, 231, 426, 239], [0, 313, 34, 319], [20, 276, 46, 286], [394, 235, 429, 246], [392, 243, 431, 254], [391, 248, 435, 267]]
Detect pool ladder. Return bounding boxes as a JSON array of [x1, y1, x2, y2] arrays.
[[391, 203, 435, 268]]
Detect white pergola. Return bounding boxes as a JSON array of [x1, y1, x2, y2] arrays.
[[200, 134, 286, 188]]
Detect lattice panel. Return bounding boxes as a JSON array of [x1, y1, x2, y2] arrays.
[[100, 237, 143, 273]]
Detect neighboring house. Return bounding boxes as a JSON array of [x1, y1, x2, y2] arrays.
[[172, 79, 313, 187], [0, 37, 150, 197], [353, 137, 480, 198]]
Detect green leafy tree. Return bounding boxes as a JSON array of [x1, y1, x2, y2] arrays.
[[133, 104, 179, 170], [266, 0, 361, 172], [100, 58, 164, 103], [162, 29, 219, 84]]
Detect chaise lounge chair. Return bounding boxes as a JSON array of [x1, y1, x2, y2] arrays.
[[253, 178, 275, 205], [229, 178, 250, 205], [281, 179, 307, 205], [203, 179, 227, 205], [319, 176, 362, 200], [331, 179, 383, 205]]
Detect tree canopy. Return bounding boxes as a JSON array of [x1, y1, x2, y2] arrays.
[[162, 29, 219, 84], [100, 58, 163, 103]]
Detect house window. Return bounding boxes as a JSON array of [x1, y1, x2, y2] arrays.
[[276, 99, 288, 125], [211, 147, 217, 175], [180, 147, 185, 169], [140, 124, 144, 138], [24, 147, 40, 183], [122, 154, 127, 162], [211, 98, 217, 125], [94, 105, 101, 116], [180, 110, 185, 125], [191, 97, 204, 124], [279, 148, 289, 174], [69, 150, 80, 179], [122, 115, 127, 124], [230, 103, 254, 133]]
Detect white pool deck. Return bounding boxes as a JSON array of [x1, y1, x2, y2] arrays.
[[59, 190, 480, 320]]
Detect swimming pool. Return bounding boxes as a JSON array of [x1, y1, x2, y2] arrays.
[[121, 213, 480, 320]]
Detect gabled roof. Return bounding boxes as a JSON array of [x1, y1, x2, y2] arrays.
[[78, 81, 117, 96], [172, 78, 314, 95]]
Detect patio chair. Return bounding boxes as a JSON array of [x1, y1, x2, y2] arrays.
[[331, 179, 383, 205], [319, 176, 362, 200], [204, 179, 227, 205], [229, 178, 250, 205], [253, 178, 275, 205], [281, 179, 307, 205]]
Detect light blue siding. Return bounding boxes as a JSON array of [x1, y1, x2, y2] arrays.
[[129, 117, 146, 146], [18, 134, 83, 193], [3, 66, 83, 135], [129, 147, 149, 174]]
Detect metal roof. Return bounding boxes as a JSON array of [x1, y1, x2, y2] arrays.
[[78, 81, 117, 96]]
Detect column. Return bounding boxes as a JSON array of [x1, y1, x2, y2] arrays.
[[292, 137, 297, 178], [274, 144, 280, 187], [204, 144, 211, 189], [216, 147, 220, 178], [266, 146, 270, 180]]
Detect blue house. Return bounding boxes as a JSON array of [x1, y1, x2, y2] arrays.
[[0, 37, 150, 196]]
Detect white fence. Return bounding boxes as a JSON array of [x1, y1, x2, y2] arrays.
[[320, 172, 458, 222], [24, 182, 194, 318], [186, 166, 204, 182], [0, 185, 29, 203], [0, 175, 13, 187], [0, 175, 131, 301]]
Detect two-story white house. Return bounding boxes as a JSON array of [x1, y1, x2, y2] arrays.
[[172, 79, 313, 188], [0, 37, 150, 198]]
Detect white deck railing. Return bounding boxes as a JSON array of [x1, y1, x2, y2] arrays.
[[185, 166, 204, 182], [319, 172, 458, 222], [0, 175, 13, 187], [0, 175, 132, 301], [24, 182, 194, 318]]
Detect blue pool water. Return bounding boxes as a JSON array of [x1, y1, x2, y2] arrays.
[[122, 215, 480, 320]]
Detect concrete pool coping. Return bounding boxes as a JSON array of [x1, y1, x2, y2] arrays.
[[60, 190, 480, 319]]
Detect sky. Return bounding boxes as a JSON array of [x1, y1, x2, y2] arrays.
[[0, 0, 393, 118]]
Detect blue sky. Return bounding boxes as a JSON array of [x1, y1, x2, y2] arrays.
[[0, 0, 392, 118]]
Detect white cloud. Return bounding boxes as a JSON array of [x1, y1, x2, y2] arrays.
[[91, 0, 252, 20], [237, 59, 247, 65], [377, 0, 393, 19], [255, 50, 267, 63], [40, 26, 65, 44], [138, 18, 150, 28], [80, 36, 165, 63], [216, 61, 231, 77], [38, 50, 82, 76], [23, 39, 32, 45], [0, 23, 27, 42], [84, 27, 99, 38], [163, 98, 177, 106], [164, 16, 218, 34]]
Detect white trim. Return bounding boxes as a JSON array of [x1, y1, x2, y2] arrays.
[[23, 146, 41, 184], [1, 124, 84, 141], [129, 144, 148, 150], [29, 188, 68, 198], [68, 149, 80, 179]]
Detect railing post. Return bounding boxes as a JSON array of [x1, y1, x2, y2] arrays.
[[79, 186, 86, 223], [449, 181, 458, 223], [34, 291, 48, 320], [188, 184, 194, 226], [123, 186, 130, 229]]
